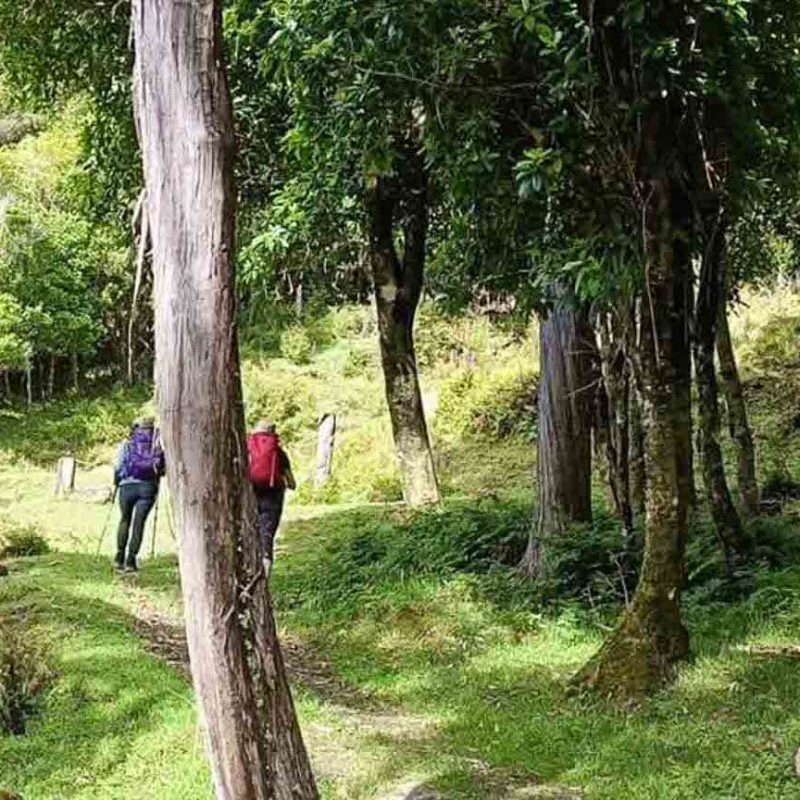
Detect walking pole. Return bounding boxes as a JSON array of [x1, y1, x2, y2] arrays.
[[96, 486, 118, 555], [150, 492, 160, 559]]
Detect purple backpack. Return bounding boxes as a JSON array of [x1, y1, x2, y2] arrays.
[[123, 427, 165, 481]]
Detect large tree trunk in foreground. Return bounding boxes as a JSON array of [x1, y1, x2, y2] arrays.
[[717, 300, 759, 516], [520, 304, 594, 577], [366, 164, 441, 506], [577, 175, 690, 698], [694, 220, 748, 565], [133, 3, 318, 798]]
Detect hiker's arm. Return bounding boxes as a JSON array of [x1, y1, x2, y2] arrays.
[[282, 451, 296, 490], [113, 443, 126, 486]]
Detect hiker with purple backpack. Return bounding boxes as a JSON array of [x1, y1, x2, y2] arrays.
[[112, 416, 166, 573]]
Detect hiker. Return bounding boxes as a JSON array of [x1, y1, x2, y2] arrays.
[[247, 421, 296, 576], [112, 416, 166, 572]]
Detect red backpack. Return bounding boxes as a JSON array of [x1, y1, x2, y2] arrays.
[[248, 432, 282, 487]]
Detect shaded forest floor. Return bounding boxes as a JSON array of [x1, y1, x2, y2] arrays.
[[3, 291, 800, 798]]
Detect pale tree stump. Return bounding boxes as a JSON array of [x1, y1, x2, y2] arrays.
[[53, 457, 77, 498], [315, 414, 337, 488]]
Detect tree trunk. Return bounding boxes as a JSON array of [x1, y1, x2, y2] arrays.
[[47, 356, 56, 400], [717, 299, 759, 516], [628, 380, 647, 518], [132, 3, 318, 799], [576, 175, 690, 698], [128, 189, 150, 385], [520, 304, 594, 577], [366, 164, 441, 507], [314, 413, 336, 488], [596, 312, 634, 539], [71, 354, 79, 392], [694, 217, 749, 565], [25, 359, 32, 408]]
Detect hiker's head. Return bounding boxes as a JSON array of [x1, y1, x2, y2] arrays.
[[134, 416, 156, 431], [253, 420, 277, 435]]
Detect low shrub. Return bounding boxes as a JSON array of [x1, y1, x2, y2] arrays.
[[0, 520, 49, 558], [436, 365, 537, 440], [0, 615, 55, 735], [280, 325, 314, 365]]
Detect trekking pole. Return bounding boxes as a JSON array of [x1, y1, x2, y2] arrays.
[[96, 486, 118, 556], [150, 492, 160, 559]]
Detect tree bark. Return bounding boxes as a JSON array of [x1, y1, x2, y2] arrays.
[[366, 160, 441, 507], [577, 174, 690, 698], [628, 379, 647, 519], [520, 303, 595, 577], [694, 216, 749, 565], [314, 414, 336, 489], [25, 359, 32, 408], [132, 3, 318, 799], [71, 354, 79, 392], [596, 311, 634, 539], [47, 355, 56, 400], [717, 298, 759, 516]]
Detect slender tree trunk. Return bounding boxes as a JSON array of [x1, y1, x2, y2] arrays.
[[694, 217, 749, 564], [132, 3, 318, 798], [717, 299, 759, 516], [128, 189, 150, 385], [596, 312, 634, 539], [520, 303, 594, 577], [366, 162, 441, 506], [25, 359, 32, 408], [577, 174, 690, 698], [47, 356, 56, 400], [71, 354, 79, 392]]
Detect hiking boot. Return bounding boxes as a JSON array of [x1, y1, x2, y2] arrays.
[[124, 557, 139, 573], [114, 554, 125, 572]]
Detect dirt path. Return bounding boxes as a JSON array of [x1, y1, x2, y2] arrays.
[[122, 585, 437, 784], [120, 584, 582, 800]]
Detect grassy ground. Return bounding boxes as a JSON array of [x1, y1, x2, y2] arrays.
[[2, 296, 800, 798]]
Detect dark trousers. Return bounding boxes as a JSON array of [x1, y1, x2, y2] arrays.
[[255, 487, 285, 561], [116, 482, 157, 565]]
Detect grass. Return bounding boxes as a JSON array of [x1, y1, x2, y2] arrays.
[[2, 295, 800, 798]]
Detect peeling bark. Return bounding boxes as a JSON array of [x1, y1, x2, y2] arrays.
[[366, 157, 441, 507], [717, 299, 759, 516], [521, 303, 594, 577], [132, 2, 318, 798]]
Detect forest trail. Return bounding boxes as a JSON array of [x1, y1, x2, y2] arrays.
[[119, 579, 581, 799]]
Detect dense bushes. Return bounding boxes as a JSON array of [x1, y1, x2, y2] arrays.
[[0, 615, 54, 735], [436, 366, 537, 440], [0, 518, 49, 558], [274, 499, 800, 625]]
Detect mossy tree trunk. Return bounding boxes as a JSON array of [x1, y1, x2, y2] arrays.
[[133, 2, 318, 797], [694, 215, 749, 565], [577, 172, 690, 698], [521, 303, 595, 577], [366, 154, 441, 507], [717, 299, 759, 516]]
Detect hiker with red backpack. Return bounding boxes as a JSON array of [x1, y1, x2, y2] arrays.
[[112, 416, 166, 573], [247, 421, 296, 577]]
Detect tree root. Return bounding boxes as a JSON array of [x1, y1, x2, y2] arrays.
[[573, 586, 689, 700]]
